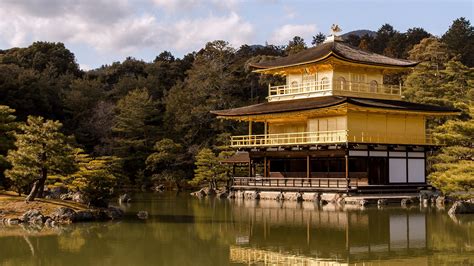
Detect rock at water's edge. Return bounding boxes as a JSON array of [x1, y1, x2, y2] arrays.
[[448, 201, 474, 215], [21, 209, 45, 224], [51, 207, 77, 223], [137, 211, 149, 220], [118, 193, 132, 204]]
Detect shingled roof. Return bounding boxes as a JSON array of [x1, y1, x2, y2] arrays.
[[250, 41, 418, 70], [211, 96, 459, 117]]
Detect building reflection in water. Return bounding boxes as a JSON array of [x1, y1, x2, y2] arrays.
[[229, 200, 431, 265]]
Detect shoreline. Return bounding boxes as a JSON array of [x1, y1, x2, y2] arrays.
[[0, 191, 124, 226]]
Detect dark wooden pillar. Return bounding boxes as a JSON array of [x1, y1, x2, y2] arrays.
[[306, 155, 310, 179], [268, 159, 271, 177], [263, 157, 267, 177], [248, 160, 252, 177], [345, 152, 350, 189]]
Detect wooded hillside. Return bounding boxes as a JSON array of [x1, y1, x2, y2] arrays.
[[0, 18, 472, 196]]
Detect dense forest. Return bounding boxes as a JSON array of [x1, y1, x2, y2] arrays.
[[0, 18, 472, 200]]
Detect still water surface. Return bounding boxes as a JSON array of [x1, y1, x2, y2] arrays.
[[0, 192, 473, 265]]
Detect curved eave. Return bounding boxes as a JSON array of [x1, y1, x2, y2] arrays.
[[251, 52, 419, 74], [347, 104, 461, 116], [210, 100, 348, 120], [211, 101, 460, 121]]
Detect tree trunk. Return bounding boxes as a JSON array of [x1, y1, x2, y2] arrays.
[[25, 168, 47, 202], [37, 169, 47, 198], [26, 180, 40, 202]]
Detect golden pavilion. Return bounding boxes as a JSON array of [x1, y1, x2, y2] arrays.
[[212, 27, 458, 194]]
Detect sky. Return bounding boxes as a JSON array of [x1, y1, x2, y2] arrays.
[[0, 0, 472, 70]]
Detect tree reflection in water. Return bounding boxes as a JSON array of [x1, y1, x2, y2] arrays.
[[0, 192, 472, 265]]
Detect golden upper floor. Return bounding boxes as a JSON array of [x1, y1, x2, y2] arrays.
[[250, 39, 417, 102]]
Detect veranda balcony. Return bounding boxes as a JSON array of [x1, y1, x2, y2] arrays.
[[230, 130, 435, 148], [268, 79, 403, 101]]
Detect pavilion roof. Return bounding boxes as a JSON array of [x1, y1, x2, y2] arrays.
[[211, 96, 459, 117], [250, 41, 418, 70]]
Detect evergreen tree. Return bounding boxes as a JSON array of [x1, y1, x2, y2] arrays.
[[345, 34, 361, 47], [408, 37, 451, 67], [403, 27, 431, 57], [146, 138, 186, 189], [442, 17, 474, 67], [0, 41, 81, 76], [311, 32, 326, 46], [358, 34, 375, 51], [164, 41, 241, 146], [67, 151, 124, 206], [0, 105, 17, 188], [112, 88, 159, 180], [63, 78, 106, 149], [374, 24, 397, 54], [405, 37, 473, 198], [429, 113, 474, 199], [191, 148, 232, 189], [285, 36, 307, 55], [6, 116, 76, 200]]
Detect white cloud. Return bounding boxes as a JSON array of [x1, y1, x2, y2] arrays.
[[270, 24, 317, 45], [79, 64, 92, 71], [0, 0, 253, 57], [171, 12, 253, 51], [151, 0, 238, 11]]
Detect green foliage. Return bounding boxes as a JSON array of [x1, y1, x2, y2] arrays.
[[442, 17, 474, 67], [112, 88, 159, 179], [0, 105, 17, 188], [165, 41, 242, 146], [146, 139, 186, 188], [67, 151, 124, 204], [0, 41, 80, 76], [408, 37, 451, 66], [405, 40, 473, 125], [312, 32, 326, 46], [0, 20, 471, 191], [0, 64, 70, 120], [5, 116, 76, 198], [430, 147, 473, 199], [406, 39, 474, 198], [285, 36, 306, 55], [191, 148, 233, 189]]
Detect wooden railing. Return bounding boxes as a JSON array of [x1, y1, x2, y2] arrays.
[[233, 177, 361, 188], [230, 130, 347, 147], [348, 133, 435, 145], [230, 131, 436, 147], [269, 80, 331, 96], [268, 79, 402, 100]]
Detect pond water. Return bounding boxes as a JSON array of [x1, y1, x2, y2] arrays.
[[0, 192, 473, 265]]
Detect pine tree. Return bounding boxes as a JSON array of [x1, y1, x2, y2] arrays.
[[285, 36, 307, 55], [146, 138, 186, 189], [442, 17, 474, 67], [405, 37, 474, 198], [112, 88, 159, 180], [67, 151, 123, 206], [6, 116, 76, 200], [311, 32, 326, 46], [429, 113, 474, 199], [191, 148, 232, 189], [0, 105, 17, 188]]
